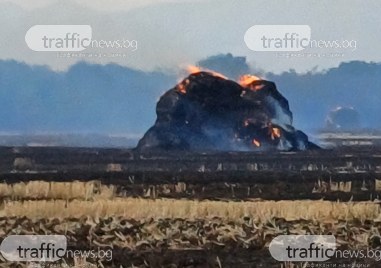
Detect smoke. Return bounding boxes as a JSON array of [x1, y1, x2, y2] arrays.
[[267, 61, 381, 131], [197, 53, 251, 80]]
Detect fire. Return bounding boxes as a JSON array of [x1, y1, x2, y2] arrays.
[[177, 66, 227, 94], [239, 74, 264, 91], [186, 65, 227, 79], [187, 65, 202, 74], [239, 74, 261, 86], [252, 139, 261, 147], [177, 79, 189, 94], [270, 127, 281, 140]]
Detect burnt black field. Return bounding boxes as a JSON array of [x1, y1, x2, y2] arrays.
[[2, 144, 381, 201]]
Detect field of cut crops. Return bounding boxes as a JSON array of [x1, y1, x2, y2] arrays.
[[0, 181, 381, 267]]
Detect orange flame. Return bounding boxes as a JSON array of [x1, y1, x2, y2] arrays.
[[239, 74, 264, 91], [239, 75, 261, 86], [177, 79, 189, 94], [270, 127, 281, 140], [187, 65, 202, 74], [252, 139, 261, 147], [186, 65, 227, 79]]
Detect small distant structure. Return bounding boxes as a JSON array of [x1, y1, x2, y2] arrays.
[[325, 107, 360, 131]]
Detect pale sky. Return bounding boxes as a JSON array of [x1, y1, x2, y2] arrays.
[[0, 0, 380, 73]]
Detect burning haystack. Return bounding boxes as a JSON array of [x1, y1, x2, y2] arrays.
[[137, 68, 318, 152]]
